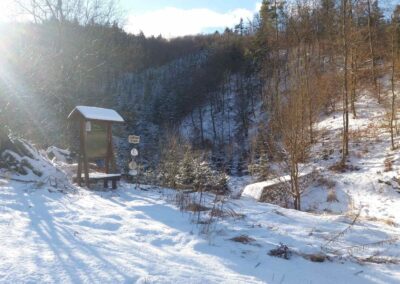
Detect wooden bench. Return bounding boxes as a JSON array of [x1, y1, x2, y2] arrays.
[[74, 173, 121, 189]]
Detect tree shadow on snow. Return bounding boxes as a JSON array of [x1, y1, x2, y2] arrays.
[[18, 190, 133, 283]]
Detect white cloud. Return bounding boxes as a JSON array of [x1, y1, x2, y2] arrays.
[[255, 2, 262, 13], [124, 7, 257, 38]]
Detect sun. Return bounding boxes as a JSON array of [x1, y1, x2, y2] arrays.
[[0, 1, 19, 23]]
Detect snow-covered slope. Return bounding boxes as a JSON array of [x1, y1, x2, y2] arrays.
[[304, 91, 400, 220], [241, 90, 400, 219]]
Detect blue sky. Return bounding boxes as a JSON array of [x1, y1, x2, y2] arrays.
[[123, 0, 262, 38]]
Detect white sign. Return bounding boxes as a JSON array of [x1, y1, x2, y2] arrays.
[[131, 148, 138, 157], [128, 135, 140, 144], [85, 121, 92, 132], [129, 161, 137, 170], [129, 170, 138, 176]]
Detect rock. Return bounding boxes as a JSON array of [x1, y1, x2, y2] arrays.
[[0, 133, 43, 177], [308, 253, 327, 262]]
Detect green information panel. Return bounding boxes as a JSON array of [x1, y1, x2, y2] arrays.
[[86, 122, 108, 159]]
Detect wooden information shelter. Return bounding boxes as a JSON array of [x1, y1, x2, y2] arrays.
[[68, 106, 124, 189]]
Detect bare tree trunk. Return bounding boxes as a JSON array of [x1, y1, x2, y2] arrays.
[[190, 111, 196, 131], [273, 0, 281, 119], [349, 0, 357, 118], [221, 80, 226, 146], [303, 44, 313, 144], [367, 0, 379, 103], [342, 0, 349, 165], [390, 18, 397, 150], [210, 99, 217, 142], [227, 76, 232, 144], [350, 49, 358, 118], [292, 156, 300, 210], [198, 107, 204, 147]]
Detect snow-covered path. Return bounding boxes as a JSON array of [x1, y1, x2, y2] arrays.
[[0, 181, 264, 283], [1, 179, 400, 284]]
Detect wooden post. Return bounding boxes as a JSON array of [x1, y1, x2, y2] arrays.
[[77, 120, 85, 186], [105, 123, 112, 174], [77, 156, 82, 186], [81, 119, 90, 188]]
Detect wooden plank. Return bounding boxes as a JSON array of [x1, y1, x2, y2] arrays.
[[75, 173, 121, 180], [73, 173, 121, 189]]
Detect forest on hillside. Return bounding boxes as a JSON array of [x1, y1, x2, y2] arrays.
[[0, 0, 400, 210]]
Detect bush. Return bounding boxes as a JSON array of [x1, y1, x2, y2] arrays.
[[176, 152, 228, 193], [157, 136, 182, 188], [248, 153, 271, 181], [159, 143, 228, 193], [268, 243, 292, 260]]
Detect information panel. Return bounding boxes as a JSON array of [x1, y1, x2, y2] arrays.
[[86, 122, 108, 159]]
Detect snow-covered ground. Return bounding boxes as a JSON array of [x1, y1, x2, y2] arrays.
[[0, 181, 263, 283], [1, 180, 399, 284], [1, 92, 400, 283]]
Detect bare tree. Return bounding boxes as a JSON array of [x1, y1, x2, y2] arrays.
[[366, 0, 379, 102], [15, 0, 121, 25], [390, 6, 400, 150], [341, 0, 350, 165], [349, 0, 360, 118], [270, 44, 311, 210], [276, 86, 309, 210]]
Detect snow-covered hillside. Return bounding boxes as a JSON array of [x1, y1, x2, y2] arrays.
[[115, 50, 263, 172], [304, 91, 400, 220], [242, 91, 400, 219]]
